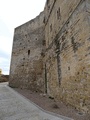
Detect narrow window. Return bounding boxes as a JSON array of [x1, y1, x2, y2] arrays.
[[58, 7, 61, 18], [68, 67, 70, 70], [25, 34, 27, 38], [48, 5, 50, 10], [45, 64, 47, 93], [43, 17, 45, 24], [57, 11, 58, 19], [57, 7, 61, 20], [28, 50, 30, 56], [50, 24, 52, 32]]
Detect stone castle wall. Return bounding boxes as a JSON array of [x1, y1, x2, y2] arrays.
[[9, 0, 90, 113], [44, 0, 90, 113], [9, 12, 45, 92]]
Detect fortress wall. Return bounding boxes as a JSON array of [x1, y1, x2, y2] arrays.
[[9, 12, 45, 92], [45, 0, 81, 48], [45, 0, 90, 113], [9, 0, 90, 113]]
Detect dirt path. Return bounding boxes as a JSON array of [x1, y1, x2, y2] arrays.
[[14, 88, 90, 120]]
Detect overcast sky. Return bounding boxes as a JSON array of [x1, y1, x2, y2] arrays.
[[0, 0, 46, 75]]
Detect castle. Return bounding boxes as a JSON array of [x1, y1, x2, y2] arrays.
[[9, 0, 90, 113]]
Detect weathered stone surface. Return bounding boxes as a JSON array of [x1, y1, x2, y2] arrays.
[[9, 12, 45, 92], [9, 0, 90, 114], [45, 0, 90, 113]]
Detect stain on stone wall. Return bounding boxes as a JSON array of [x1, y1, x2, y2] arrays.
[[45, 0, 90, 113], [9, 12, 45, 92], [9, 0, 90, 114]]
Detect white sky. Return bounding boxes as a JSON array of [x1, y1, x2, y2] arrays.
[[0, 0, 46, 75]]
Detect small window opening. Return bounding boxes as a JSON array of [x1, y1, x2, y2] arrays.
[[28, 50, 30, 56], [58, 8, 60, 17], [42, 40, 46, 46], [48, 5, 50, 10], [57, 7, 61, 19], [50, 24, 52, 32], [68, 67, 70, 70], [25, 34, 27, 38], [43, 17, 45, 24], [77, 72, 79, 75], [57, 11, 58, 19]]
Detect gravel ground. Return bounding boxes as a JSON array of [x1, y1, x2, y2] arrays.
[[13, 88, 90, 120]]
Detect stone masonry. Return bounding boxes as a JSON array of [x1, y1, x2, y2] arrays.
[[9, 0, 90, 113], [9, 12, 45, 92]]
